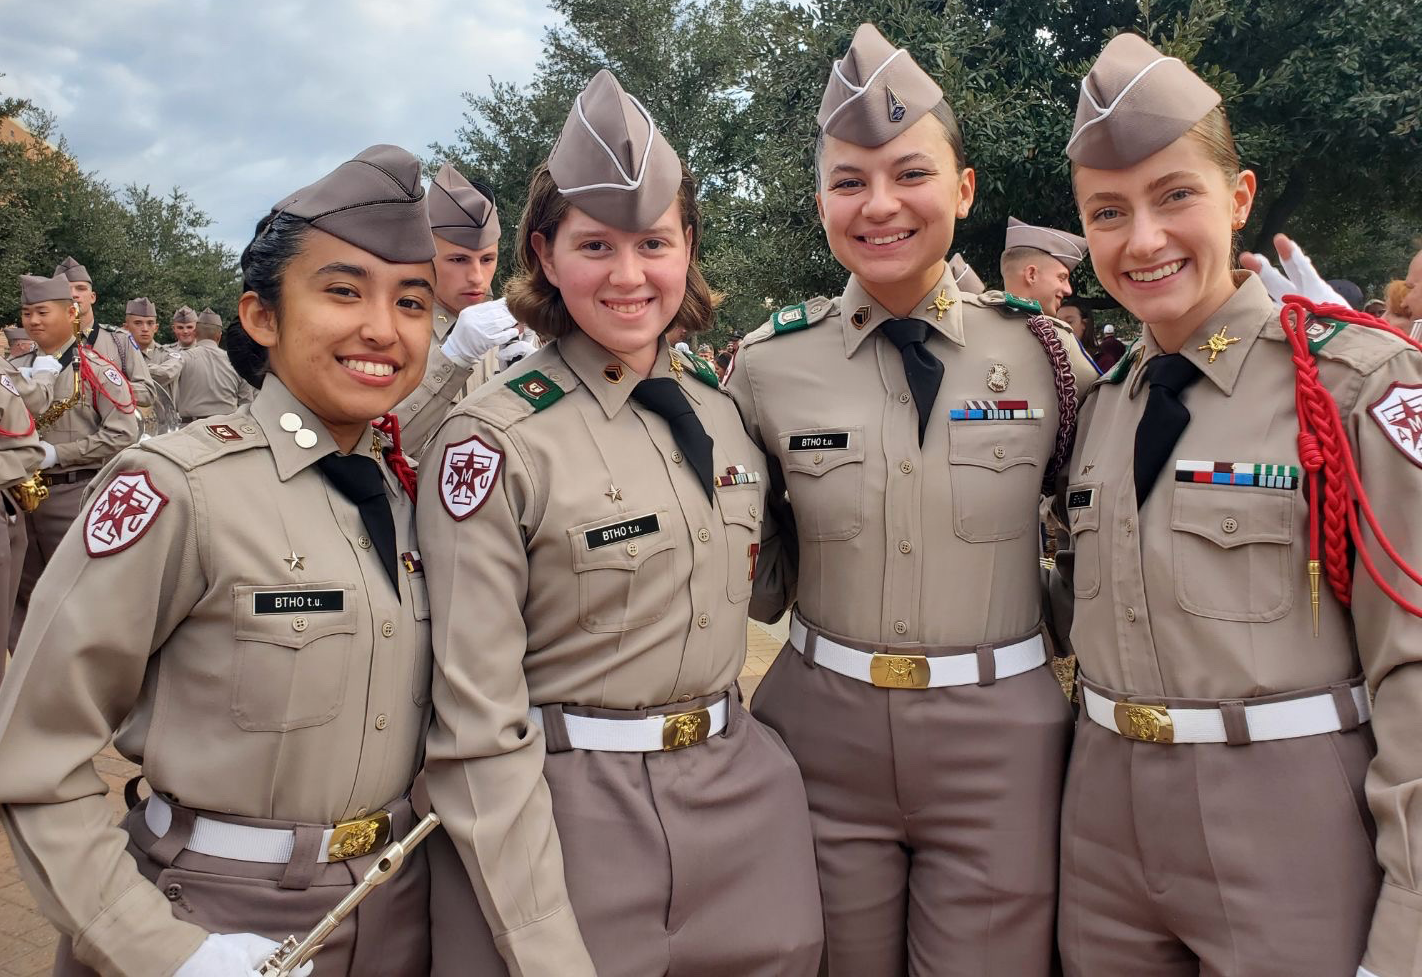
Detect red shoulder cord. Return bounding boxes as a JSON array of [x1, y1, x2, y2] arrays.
[[0, 404, 36, 438], [374, 413, 418, 502], [1279, 293, 1422, 623], [78, 347, 138, 414]]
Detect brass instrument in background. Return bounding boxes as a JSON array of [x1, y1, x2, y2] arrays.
[[34, 302, 85, 431], [8, 473, 48, 512]]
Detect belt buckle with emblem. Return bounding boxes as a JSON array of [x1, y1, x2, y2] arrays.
[[869, 653, 931, 689], [1114, 702, 1174, 743], [326, 810, 392, 861], [662, 707, 711, 750]]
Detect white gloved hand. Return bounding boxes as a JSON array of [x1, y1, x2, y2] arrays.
[[38, 441, 57, 470], [1240, 234, 1348, 308], [497, 338, 539, 370], [30, 355, 61, 377], [175, 932, 312, 977], [441, 298, 519, 369]]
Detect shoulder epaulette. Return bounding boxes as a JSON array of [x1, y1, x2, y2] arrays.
[[505, 369, 565, 411], [771, 296, 835, 335], [139, 415, 268, 471], [465, 352, 579, 431], [1262, 312, 1409, 376], [676, 348, 720, 389], [1003, 292, 1043, 315], [1099, 343, 1141, 385], [972, 290, 1039, 317], [1305, 315, 1348, 354]]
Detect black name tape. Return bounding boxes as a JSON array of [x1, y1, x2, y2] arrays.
[[788, 432, 850, 451], [253, 590, 345, 614], [1067, 489, 1095, 510], [585, 513, 661, 550]]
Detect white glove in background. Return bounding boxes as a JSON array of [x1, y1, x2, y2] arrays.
[[38, 441, 57, 470], [497, 338, 539, 370], [440, 298, 519, 369], [1240, 234, 1348, 308], [30, 355, 61, 377], [175, 932, 312, 977]]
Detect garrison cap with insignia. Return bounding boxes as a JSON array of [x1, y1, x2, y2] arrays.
[[268, 144, 436, 263], [949, 253, 984, 293], [1066, 33, 1221, 169], [54, 256, 91, 283], [125, 297, 157, 317], [20, 273, 72, 305], [197, 307, 223, 327], [1004, 217, 1088, 272], [172, 305, 197, 324], [548, 69, 682, 233], [428, 162, 500, 251], [818, 23, 943, 147]]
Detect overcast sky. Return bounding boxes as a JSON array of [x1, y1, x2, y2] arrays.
[[0, 0, 557, 251]]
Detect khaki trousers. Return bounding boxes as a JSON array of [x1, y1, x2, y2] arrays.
[[1058, 716, 1380, 976], [11, 475, 89, 648], [428, 690, 824, 977], [53, 796, 430, 977], [751, 639, 1073, 977]]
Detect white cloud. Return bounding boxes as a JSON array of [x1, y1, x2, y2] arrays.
[[0, 0, 558, 249]]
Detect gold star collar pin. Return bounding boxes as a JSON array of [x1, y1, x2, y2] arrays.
[[926, 289, 955, 322], [1198, 325, 1240, 364]]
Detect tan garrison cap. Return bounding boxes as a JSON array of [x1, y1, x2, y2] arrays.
[[269, 144, 436, 263], [197, 307, 222, 327], [547, 69, 682, 232], [1004, 217, 1088, 272], [172, 305, 197, 324], [1066, 33, 1221, 169], [20, 274, 72, 305], [3, 327, 26, 343], [54, 256, 91, 283], [428, 163, 500, 251], [818, 23, 943, 147], [949, 253, 984, 293], [125, 297, 157, 317]]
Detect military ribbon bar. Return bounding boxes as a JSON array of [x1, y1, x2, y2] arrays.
[[714, 464, 762, 488], [1174, 460, 1300, 490], [950, 400, 1044, 421]]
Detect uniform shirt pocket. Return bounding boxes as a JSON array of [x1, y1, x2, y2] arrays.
[[407, 570, 433, 707], [948, 420, 1043, 542], [1171, 484, 1295, 622], [716, 483, 763, 604], [1065, 482, 1102, 599], [568, 510, 677, 633], [778, 425, 865, 541], [230, 582, 358, 732]]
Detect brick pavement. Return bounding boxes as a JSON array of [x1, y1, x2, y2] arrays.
[[0, 620, 792, 974]]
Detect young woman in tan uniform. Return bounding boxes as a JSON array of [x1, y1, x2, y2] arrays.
[[0, 145, 438, 977], [1057, 34, 1422, 977], [418, 70, 822, 977]]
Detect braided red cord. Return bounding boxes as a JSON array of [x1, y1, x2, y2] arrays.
[[1025, 314, 1079, 494], [77, 348, 138, 414], [0, 407, 36, 438], [375, 413, 418, 502], [1281, 295, 1422, 618]]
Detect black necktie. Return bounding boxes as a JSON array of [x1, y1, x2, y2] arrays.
[[1133, 353, 1204, 509], [317, 453, 399, 594], [632, 378, 715, 500], [880, 318, 944, 446]]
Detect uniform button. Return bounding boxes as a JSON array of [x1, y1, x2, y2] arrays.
[[698, 528, 711, 542], [671, 450, 683, 463], [678, 693, 693, 703], [549, 373, 563, 382], [1125, 607, 1137, 622], [749, 505, 758, 518], [899, 540, 912, 554], [239, 425, 256, 435], [438, 367, 450, 378], [1222, 517, 1238, 534], [900, 461, 913, 474], [993, 445, 1006, 459], [894, 620, 908, 635], [697, 613, 710, 628], [354, 807, 367, 818], [813, 452, 824, 464], [374, 714, 388, 731], [627, 541, 639, 556], [410, 402, 422, 412], [899, 393, 911, 404], [292, 616, 308, 632], [164, 883, 182, 901], [358, 535, 371, 549], [1125, 517, 1134, 534], [381, 621, 395, 638]]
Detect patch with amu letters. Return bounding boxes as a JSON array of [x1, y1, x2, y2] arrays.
[[84, 470, 168, 556], [439, 434, 503, 520], [1369, 382, 1422, 469]]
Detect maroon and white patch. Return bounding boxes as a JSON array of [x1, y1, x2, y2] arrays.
[[207, 423, 242, 442], [439, 434, 503, 520], [103, 367, 124, 387], [1369, 382, 1422, 470], [84, 470, 169, 556], [0, 376, 18, 397]]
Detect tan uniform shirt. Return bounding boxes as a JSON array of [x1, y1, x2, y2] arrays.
[[88, 323, 157, 410], [0, 372, 45, 490], [172, 338, 247, 421], [141, 342, 184, 389], [0, 358, 54, 419], [1061, 273, 1422, 975], [11, 341, 140, 473], [0, 376, 431, 976], [725, 266, 1096, 644], [418, 332, 769, 976]]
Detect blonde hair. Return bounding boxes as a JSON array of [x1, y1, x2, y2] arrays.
[[1386, 279, 1411, 316]]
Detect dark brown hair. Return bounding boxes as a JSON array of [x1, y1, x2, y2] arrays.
[[504, 162, 718, 341]]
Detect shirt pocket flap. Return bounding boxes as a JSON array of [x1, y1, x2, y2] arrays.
[[949, 420, 1041, 472], [1066, 482, 1101, 534], [780, 426, 865, 477], [232, 582, 358, 649], [1171, 486, 1293, 550], [717, 484, 762, 530], [569, 510, 676, 572]]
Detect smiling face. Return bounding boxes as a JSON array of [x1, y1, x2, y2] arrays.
[[816, 113, 975, 312], [173, 320, 197, 346], [433, 237, 499, 314], [1074, 133, 1255, 346], [21, 300, 76, 355], [531, 201, 691, 376], [237, 228, 434, 450]]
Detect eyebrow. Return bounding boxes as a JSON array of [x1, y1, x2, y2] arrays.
[[314, 261, 368, 278], [400, 278, 434, 291], [1082, 170, 1206, 208]]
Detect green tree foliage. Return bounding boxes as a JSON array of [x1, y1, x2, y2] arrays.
[[0, 83, 238, 339]]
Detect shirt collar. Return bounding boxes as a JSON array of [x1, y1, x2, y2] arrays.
[[432, 304, 455, 344], [251, 374, 344, 481], [841, 264, 967, 358], [1129, 271, 1275, 398]]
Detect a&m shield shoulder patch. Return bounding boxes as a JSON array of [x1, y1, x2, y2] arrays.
[[1369, 382, 1422, 470], [103, 366, 124, 388], [84, 470, 168, 556], [440, 434, 503, 520], [0, 376, 19, 397]]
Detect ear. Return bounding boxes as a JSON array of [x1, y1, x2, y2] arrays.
[[531, 232, 559, 289], [1232, 169, 1258, 229], [956, 167, 977, 219], [814, 191, 826, 226], [1024, 264, 1039, 286], [237, 291, 278, 350]]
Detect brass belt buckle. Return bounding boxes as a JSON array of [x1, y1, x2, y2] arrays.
[[1114, 702, 1175, 743], [326, 810, 391, 861], [869, 654, 931, 689], [662, 707, 711, 751]]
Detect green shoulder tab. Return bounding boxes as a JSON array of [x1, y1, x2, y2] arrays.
[[1100, 343, 1141, 385], [1003, 292, 1043, 315], [685, 352, 720, 389], [505, 370, 564, 411], [772, 302, 812, 334], [1306, 316, 1348, 354]]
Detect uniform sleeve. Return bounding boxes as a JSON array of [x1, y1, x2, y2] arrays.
[[0, 387, 45, 487], [52, 357, 141, 469], [0, 359, 56, 416], [0, 452, 209, 976], [1348, 352, 1422, 977], [417, 414, 596, 977], [104, 331, 156, 409], [392, 343, 474, 458], [724, 345, 799, 623], [147, 351, 183, 387]]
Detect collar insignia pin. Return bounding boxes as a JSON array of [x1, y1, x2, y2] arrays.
[[669, 351, 684, 379], [852, 305, 872, 329], [1198, 325, 1240, 364], [927, 289, 954, 322]]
